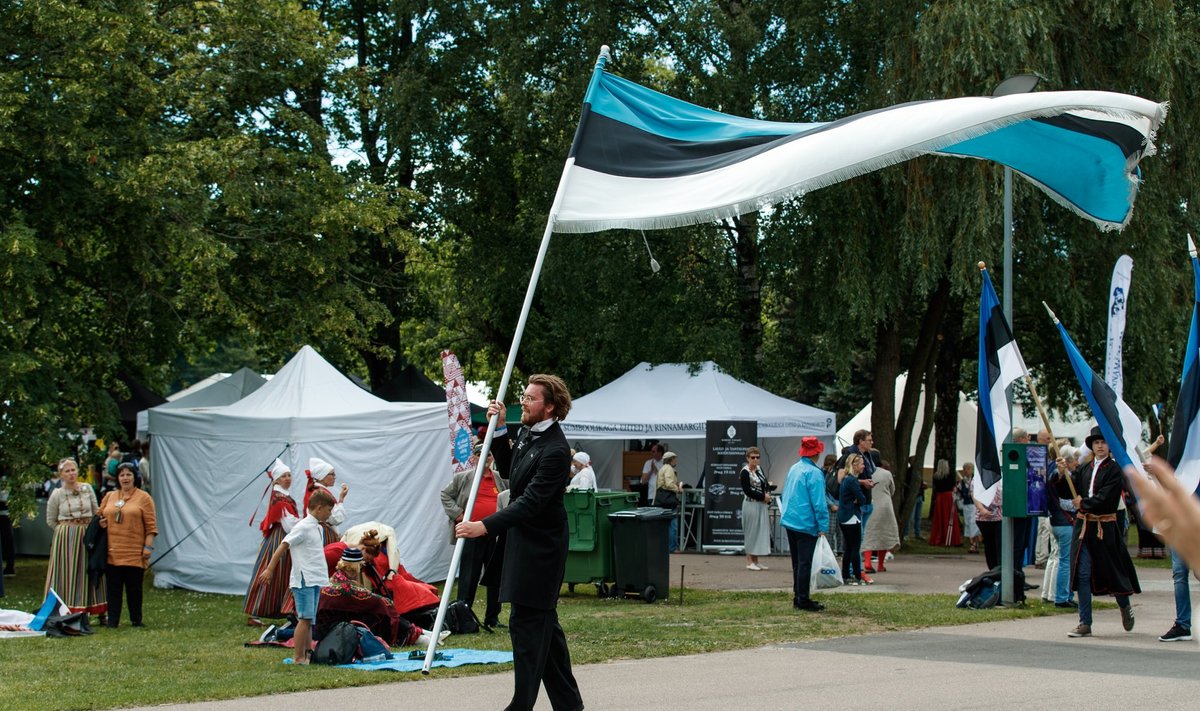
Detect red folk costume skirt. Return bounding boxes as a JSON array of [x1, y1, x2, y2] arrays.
[[928, 490, 963, 547]]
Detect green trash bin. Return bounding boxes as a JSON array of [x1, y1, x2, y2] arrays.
[[564, 490, 639, 594], [608, 507, 674, 603]]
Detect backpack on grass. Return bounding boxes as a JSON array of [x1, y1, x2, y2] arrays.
[[313, 621, 359, 664], [445, 600, 481, 634]]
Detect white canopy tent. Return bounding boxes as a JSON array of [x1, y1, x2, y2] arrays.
[[560, 362, 836, 488], [837, 373, 1094, 471], [135, 368, 272, 438], [148, 346, 451, 594]]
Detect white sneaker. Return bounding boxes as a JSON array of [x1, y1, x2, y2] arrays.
[[746, 563, 762, 571], [758, 564, 769, 570]]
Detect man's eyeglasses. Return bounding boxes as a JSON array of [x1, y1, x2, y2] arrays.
[[748, 455, 760, 459], [519, 394, 542, 403]]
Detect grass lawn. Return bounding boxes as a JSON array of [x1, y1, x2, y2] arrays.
[[0, 554, 1070, 711]]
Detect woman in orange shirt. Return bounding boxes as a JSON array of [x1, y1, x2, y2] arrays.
[[98, 462, 157, 628]]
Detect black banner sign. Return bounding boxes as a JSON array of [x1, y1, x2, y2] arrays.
[[702, 420, 757, 550]]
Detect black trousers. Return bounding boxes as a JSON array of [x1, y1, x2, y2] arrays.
[[786, 529, 818, 605], [979, 520, 1002, 569], [840, 523, 862, 580], [0, 513, 14, 574], [106, 565, 145, 626], [459, 534, 501, 624], [1010, 516, 1030, 572], [506, 603, 582, 711]]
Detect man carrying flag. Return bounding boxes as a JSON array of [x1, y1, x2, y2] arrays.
[[1053, 428, 1140, 637], [1047, 304, 1142, 637]]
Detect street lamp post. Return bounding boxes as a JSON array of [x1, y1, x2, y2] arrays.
[[992, 73, 1040, 605]]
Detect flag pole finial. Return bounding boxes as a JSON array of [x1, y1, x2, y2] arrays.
[[596, 45, 611, 70], [1043, 301, 1060, 324], [978, 261, 987, 271], [1188, 233, 1196, 259]]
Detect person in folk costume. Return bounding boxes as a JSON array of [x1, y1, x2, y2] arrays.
[[316, 546, 447, 648], [928, 459, 963, 547], [243, 458, 299, 625], [1052, 426, 1140, 638], [336, 522, 441, 629], [304, 457, 347, 545]]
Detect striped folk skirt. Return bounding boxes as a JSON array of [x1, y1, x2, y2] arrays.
[[243, 525, 293, 619], [319, 522, 339, 547], [45, 522, 106, 614]]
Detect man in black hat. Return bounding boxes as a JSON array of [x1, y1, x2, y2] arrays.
[[1053, 426, 1140, 638]]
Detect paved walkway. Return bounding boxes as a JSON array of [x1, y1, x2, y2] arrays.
[[145, 551, 1197, 710]]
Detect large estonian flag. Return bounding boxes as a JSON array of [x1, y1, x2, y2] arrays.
[[1051, 310, 1146, 474], [552, 50, 1166, 234], [975, 268, 1028, 504], [1166, 237, 1200, 495]]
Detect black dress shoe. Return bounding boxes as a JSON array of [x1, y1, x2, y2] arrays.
[[131, 621, 145, 627], [794, 600, 825, 612], [1023, 583, 1038, 591], [484, 620, 507, 630], [1054, 601, 1079, 609]]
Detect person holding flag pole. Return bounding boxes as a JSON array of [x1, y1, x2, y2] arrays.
[[1044, 303, 1142, 638]]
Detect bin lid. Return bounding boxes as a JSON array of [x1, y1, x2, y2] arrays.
[[608, 506, 675, 520]]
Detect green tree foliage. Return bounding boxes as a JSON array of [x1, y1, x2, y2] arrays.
[[0, 0, 410, 511]]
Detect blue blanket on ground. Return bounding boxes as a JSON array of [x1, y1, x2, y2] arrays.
[[336, 648, 514, 671]]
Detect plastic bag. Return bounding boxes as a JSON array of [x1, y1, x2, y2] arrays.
[[811, 536, 844, 590]]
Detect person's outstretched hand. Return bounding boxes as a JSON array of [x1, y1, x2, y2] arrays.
[[1127, 457, 1200, 570]]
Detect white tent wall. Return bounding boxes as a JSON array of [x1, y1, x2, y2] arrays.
[[559, 362, 836, 491], [150, 430, 451, 595], [147, 346, 455, 595]]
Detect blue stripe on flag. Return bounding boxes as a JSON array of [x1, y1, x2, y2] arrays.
[[583, 70, 818, 142], [1054, 320, 1138, 470], [943, 120, 1138, 224]]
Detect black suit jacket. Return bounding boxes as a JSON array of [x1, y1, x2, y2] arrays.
[[482, 421, 571, 610]]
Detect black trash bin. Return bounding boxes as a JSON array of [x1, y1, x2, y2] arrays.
[[608, 507, 674, 603]]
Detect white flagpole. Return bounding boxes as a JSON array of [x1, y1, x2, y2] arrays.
[[421, 152, 582, 673]]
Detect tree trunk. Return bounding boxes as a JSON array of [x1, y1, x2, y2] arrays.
[[727, 214, 763, 376]]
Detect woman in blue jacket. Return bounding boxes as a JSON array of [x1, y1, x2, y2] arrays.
[[838, 454, 871, 585]]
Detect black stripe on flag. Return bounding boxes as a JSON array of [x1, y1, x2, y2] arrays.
[[1089, 370, 1127, 449], [1168, 307, 1200, 468], [976, 302, 1013, 490], [1034, 114, 1148, 159], [571, 111, 788, 178], [977, 405, 1002, 490]]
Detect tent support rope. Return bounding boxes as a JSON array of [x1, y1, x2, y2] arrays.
[[148, 444, 291, 568]]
